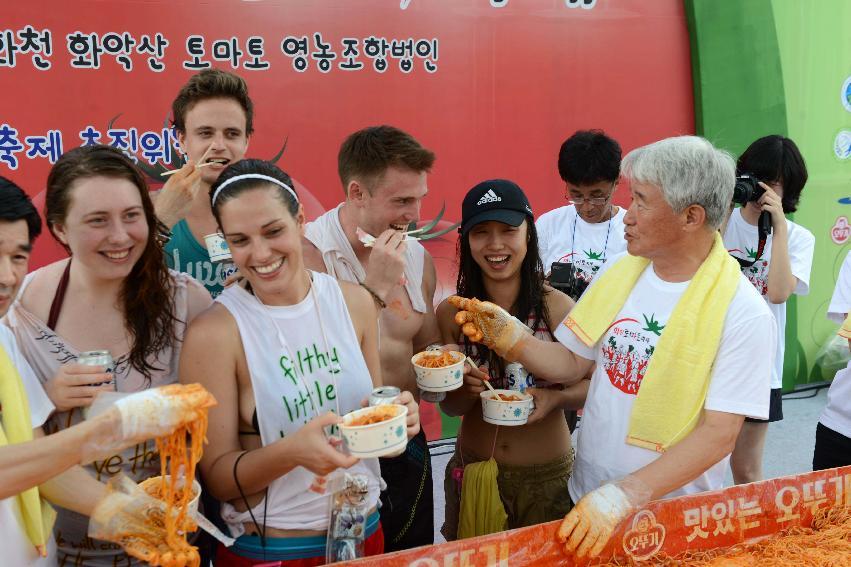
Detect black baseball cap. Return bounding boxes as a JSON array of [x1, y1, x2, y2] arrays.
[[460, 179, 534, 235]]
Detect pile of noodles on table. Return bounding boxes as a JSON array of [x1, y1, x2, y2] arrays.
[[596, 505, 851, 566], [105, 383, 216, 567]]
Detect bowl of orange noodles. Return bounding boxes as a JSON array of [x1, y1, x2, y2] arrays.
[[339, 404, 409, 458], [480, 389, 534, 426], [411, 350, 465, 392], [139, 475, 202, 518]]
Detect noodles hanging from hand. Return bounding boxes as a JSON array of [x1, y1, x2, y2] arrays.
[[118, 383, 215, 567]]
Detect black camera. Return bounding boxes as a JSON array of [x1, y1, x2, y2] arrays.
[[549, 262, 589, 301], [732, 174, 765, 205]]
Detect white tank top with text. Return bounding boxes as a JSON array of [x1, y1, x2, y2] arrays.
[[216, 271, 381, 533]]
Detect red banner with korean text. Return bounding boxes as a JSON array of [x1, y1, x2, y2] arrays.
[[2, 0, 694, 439], [338, 466, 851, 566]]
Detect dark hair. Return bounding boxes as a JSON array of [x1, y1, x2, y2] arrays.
[[171, 68, 255, 135], [737, 135, 807, 213], [558, 129, 622, 186], [0, 176, 42, 243], [338, 125, 435, 194], [210, 159, 298, 227], [45, 145, 177, 382], [455, 217, 553, 378]]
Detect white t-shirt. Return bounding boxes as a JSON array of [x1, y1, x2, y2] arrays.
[[536, 205, 627, 284], [819, 251, 851, 438], [0, 325, 57, 567], [723, 208, 815, 389], [555, 263, 774, 502], [827, 250, 851, 324]]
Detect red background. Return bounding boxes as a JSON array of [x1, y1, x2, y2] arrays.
[[4, 0, 694, 279]]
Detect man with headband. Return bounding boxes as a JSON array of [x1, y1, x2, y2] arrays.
[[303, 125, 441, 551], [155, 68, 252, 297]]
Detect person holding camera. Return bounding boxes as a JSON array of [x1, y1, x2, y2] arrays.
[[537, 130, 627, 301], [723, 135, 815, 485]]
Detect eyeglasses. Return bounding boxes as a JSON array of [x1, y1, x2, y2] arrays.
[[568, 196, 610, 206]]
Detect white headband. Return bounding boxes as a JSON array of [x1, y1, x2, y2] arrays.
[[211, 174, 299, 206]]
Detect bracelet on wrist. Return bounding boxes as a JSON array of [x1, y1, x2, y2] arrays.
[[359, 282, 387, 309]]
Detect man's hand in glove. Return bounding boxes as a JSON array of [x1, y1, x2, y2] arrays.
[[448, 295, 531, 359], [82, 383, 216, 464], [89, 475, 199, 567], [557, 476, 652, 558]]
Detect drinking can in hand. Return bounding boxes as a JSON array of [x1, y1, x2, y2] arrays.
[[369, 386, 401, 407]]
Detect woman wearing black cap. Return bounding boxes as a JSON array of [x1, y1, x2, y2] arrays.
[[436, 179, 589, 540]]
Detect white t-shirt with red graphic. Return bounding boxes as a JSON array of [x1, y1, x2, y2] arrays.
[[819, 251, 851, 438], [536, 205, 627, 284], [723, 208, 815, 389], [555, 262, 774, 502], [827, 250, 851, 324]]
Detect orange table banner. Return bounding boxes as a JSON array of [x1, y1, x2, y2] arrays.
[[340, 465, 851, 566]]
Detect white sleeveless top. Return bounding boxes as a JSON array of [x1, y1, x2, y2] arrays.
[[217, 271, 382, 534]]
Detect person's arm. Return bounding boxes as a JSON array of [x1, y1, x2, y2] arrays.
[[631, 409, 742, 498], [760, 184, 797, 303], [36, 423, 107, 517], [152, 161, 202, 229], [526, 287, 588, 421], [516, 325, 594, 383], [362, 230, 408, 304], [340, 281, 382, 386], [527, 379, 590, 424], [450, 295, 593, 384], [180, 306, 358, 503], [0, 418, 107, 500], [435, 299, 483, 417]]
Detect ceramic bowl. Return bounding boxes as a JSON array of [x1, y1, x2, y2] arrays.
[[339, 404, 409, 458], [480, 389, 534, 426], [411, 350, 465, 392], [139, 475, 202, 516]]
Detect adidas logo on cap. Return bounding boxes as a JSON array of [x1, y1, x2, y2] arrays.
[[476, 189, 502, 206]]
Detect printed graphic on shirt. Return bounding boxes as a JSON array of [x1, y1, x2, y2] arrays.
[[277, 342, 341, 424], [556, 248, 607, 283], [601, 313, 665, 395], [729, 246, 769, 296]]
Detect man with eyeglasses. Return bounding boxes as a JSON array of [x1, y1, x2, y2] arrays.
[[537, 130, 628, 299]]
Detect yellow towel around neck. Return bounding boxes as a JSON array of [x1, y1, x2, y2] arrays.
[[840, 313, 851, 340], [0, 342, 55, 557], [563, 232, 741, 452], [457, 458, 507, 539]]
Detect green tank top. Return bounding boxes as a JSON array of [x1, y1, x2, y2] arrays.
[[164, 219, 228, 297]]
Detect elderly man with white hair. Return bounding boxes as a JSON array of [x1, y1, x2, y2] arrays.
[[449, 136, 776, 558]]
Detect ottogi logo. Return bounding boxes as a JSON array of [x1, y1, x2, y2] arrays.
[[832, 216, 850, 245], [476, 189, 502, 205], [623, 509, 666, 561]]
